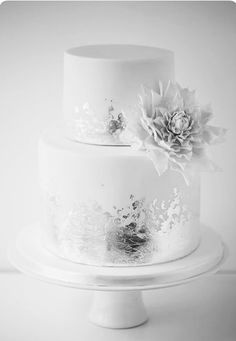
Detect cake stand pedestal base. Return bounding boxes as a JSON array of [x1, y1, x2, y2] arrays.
[[8, 223, 225, 329], [89, 291, 147, 328]]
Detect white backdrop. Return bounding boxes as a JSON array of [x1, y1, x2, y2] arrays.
[[1, 1, 235, 270]]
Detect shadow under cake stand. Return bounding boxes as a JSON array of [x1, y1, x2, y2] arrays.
[[8, 223, 225, 329]]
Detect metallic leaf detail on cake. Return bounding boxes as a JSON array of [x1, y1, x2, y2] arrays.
[[106, 101, 126, 136], [66, 100, 127, 144], [43, 186, 192, 265], [106, 195, 152, 263], [67, 102, 108, 143]]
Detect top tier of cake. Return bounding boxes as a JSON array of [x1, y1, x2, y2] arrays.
[[63, 45, 175, 144]]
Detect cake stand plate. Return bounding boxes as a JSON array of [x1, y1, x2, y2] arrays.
[[8, 223, 225, 329]]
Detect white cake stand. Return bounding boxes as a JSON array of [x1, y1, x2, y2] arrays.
[[8, 223, 225, 329]]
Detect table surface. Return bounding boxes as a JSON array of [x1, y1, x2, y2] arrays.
[[0, 272, 236, 341]]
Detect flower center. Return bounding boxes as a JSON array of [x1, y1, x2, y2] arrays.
[[169, 111, 190, 135]]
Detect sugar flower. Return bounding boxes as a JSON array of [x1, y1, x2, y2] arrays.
[[120, 81, 226, 183]]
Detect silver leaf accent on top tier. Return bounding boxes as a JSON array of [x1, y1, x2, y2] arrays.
[[66, 101, 128, 145]]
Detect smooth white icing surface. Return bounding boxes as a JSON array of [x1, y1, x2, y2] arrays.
[[63, 45, 175, 125], [39, 124, 200, 266], [38, 45, 202, 266]]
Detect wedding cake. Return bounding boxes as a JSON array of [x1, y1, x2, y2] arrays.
[[39, 45, 224, 266]]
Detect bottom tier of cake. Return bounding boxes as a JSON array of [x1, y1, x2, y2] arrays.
[[38, 124, 201, 266]]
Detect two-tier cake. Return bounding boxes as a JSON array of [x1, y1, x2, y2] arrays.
[[38, 45, 224, 266]]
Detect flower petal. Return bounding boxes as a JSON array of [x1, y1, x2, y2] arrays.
[[203, 125, 227, 144], [146, 148, 169, 176], [191, 154, 221, 172], [151, 89, 162, 109], [200, 105, 213, 125], [169, 159, 191, 185], [159, 81, 163, 97]]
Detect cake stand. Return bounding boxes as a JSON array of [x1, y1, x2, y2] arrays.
[[8, 223, 225, 329]]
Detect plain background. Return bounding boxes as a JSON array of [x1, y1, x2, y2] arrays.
[[1, 1, 236, 271]]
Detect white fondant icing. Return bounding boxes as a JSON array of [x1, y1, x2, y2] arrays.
[[63, 45, 175, 125], [39, 124, 200, 265]]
